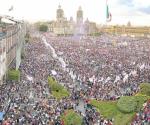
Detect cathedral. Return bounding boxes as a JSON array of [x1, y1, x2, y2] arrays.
[[48, 5, 98, 36]]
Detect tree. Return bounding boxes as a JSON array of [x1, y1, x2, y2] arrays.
[[39, 24, 48, 32], [117, 96, 137, 113], [117, 95, 149, 113], [139, 83, 150, 96]]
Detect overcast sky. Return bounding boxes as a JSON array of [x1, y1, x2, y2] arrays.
[[0, 0, 150, 26]]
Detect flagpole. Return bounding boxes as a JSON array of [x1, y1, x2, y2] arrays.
[[8, 5, 14, 17], [105, 0, 112, 33], [105, 0, 108, 32]]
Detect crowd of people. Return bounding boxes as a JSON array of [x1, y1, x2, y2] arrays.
[[131, 100, 150, 125], [0, 31, 150, 125], [45, 33, 150, 100], [0, 36, 76, 125]]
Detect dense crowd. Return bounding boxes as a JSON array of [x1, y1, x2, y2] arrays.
[[0, 36, 75, 125], [0, 32, 150, 125], [46, 33, 150, 100], [131, 100, 150, 125]]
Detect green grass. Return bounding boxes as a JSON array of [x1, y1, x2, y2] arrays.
[[48, 76, 70, 100], [90, 100, 135, 125], [91, 100, 117, 118], [134, 95, 150, 111], [114, 113, 135, 125], [90, 94, 150, 125], [52, 88, 70, 100], [61, 110, 83, 125], [139, 83, 150, 96], [7, 69, 20, 81]]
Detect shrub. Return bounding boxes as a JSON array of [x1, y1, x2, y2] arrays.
[[117, 96, 137, 113], [139, 83, 150, 96], [117, 95, 149, 113]]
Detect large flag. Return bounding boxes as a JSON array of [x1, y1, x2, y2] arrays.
[[9, 6, 13, 11], [106, 0, 112, 22]]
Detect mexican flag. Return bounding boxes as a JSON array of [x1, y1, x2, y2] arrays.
[[106, 0, 112, 22], [9, 6, 13, 11]]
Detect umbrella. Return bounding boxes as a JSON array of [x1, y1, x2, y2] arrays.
[[0, 112, 4, 121]]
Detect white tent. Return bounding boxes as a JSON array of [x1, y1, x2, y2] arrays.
[[51, 70, 57, 76]]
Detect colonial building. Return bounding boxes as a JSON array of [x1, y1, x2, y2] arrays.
[[0, 16, 26, 85], [0, 36, 6, 85], [100, 25, 150, 37], [48, 5, 98, 36], [75, 6, 84, 35]]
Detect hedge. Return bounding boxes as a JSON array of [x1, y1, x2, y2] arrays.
[[117, 95, 149, 113], [117, 96, 137, 113]]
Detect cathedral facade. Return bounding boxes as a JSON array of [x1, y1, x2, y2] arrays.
[[48, 5, 98, 36]]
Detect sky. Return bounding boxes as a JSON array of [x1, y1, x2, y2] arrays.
[[0, 0, 150, 26]]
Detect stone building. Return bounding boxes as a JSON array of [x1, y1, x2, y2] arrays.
[[75, 6, 84, 35], [101, 25, 150, 37], [48, 5, 98, 36], [0, 16, 26, 85]]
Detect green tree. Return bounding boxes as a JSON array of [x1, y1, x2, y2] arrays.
[[117, 95, 149, 113], [117, 96, 137, 113], [39, 24, 48, 32]]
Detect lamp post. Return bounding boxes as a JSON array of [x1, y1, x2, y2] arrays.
[[0, 16, 2, 23]]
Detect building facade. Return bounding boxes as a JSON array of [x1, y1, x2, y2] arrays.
[[100, 25, 150, 37], [48, 5, 98, 36], [0, 17, 26, 85], [0, 38, 6, 85]]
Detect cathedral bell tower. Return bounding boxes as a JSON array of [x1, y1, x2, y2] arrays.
[[76, 6, 83, 24], [56, 5, 64, 22]]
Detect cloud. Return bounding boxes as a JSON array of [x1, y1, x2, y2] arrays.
[[118, 0, 134, 7], [108, 0, 150, 26], [0, 0, 150, 25], [133, 0, 150, 8], [138, 6, 150, 14]]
